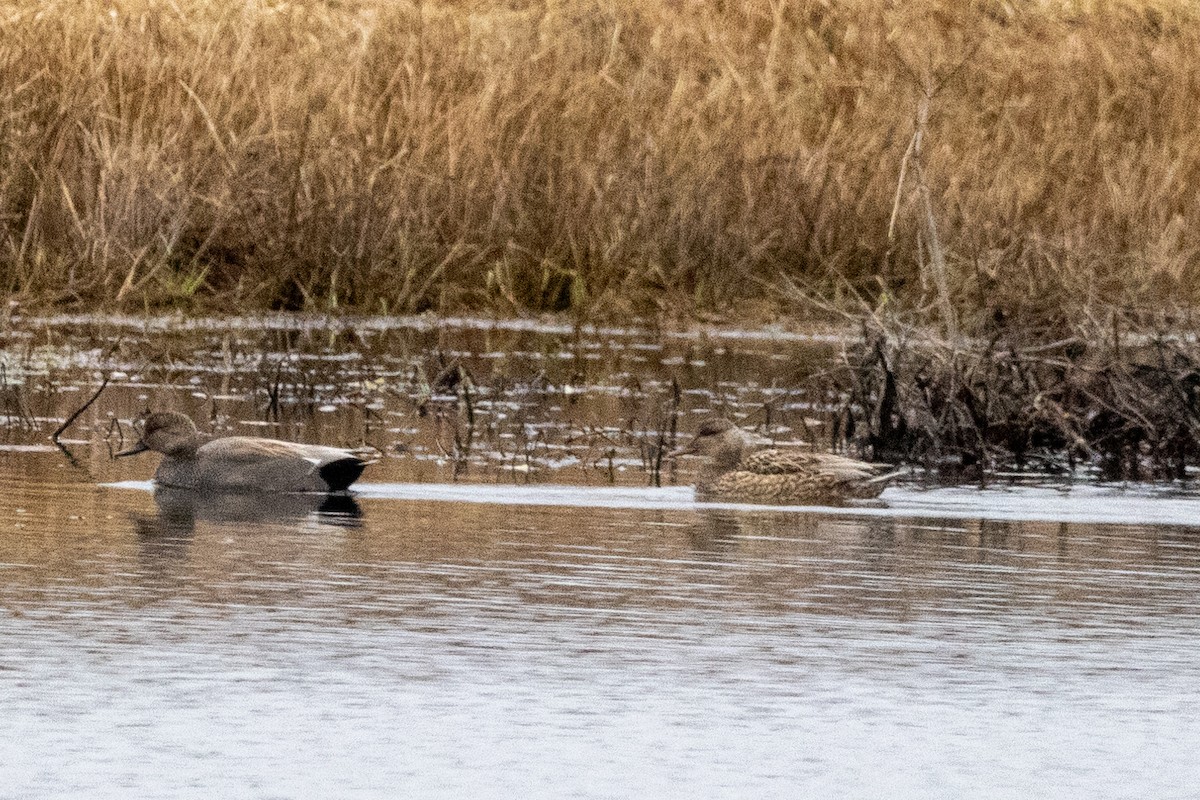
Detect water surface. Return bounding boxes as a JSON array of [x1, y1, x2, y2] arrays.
[[2, 316, 1199, 798]]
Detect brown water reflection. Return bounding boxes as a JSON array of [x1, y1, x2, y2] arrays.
[[3, 318, 1200, 797], [1, 315, 850, 490]]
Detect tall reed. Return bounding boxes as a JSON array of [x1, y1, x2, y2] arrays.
[[0, 0, 1196, 320]]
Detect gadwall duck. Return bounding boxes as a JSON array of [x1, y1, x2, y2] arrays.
[[671, 417, 897, 504], [116, 411, 371, 493]]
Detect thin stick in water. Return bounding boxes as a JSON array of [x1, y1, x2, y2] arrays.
[[51, 375, 110, 444]]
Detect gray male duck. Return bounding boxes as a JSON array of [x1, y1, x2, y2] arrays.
[[671, 417, 897, 504], [117, 411, 371, 493]]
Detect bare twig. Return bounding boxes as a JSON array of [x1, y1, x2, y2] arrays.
[[51, 375, 110, 443]]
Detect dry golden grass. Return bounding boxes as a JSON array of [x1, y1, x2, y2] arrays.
[[0, 0, 1196, 321]]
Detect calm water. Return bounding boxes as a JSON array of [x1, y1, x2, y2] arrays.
[[2, 316, 1200, 798]]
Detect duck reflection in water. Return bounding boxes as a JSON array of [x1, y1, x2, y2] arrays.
[[687, 510, 744, 557], [686, 508, 826, 559], [131, 486, 363, 565], [151, 486, 362, 527]]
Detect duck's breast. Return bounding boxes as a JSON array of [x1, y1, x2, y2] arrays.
[[154, 456, 200, 491], [699, 470, 822, 502]]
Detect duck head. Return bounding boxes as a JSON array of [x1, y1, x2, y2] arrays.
[[116, 411, 201, 458], [670, 417, 767, 469]]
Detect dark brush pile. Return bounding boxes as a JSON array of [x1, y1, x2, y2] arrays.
[[830, 319, 1200, 480]]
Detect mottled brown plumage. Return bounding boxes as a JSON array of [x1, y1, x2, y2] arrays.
[[671, 417, 897, 504]]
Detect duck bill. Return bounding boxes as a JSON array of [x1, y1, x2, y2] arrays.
[[115, 441, 150, 458], [668, 442, 696, 459]]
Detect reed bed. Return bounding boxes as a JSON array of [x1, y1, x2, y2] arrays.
[[0, 0, 1196, 322], [820, 310, 1200, 479]]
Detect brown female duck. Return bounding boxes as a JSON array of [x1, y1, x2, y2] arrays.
[[671, 417, 897, 504], [117, 411, 371, 493]]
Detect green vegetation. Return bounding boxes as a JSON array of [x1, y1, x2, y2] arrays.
[[0, 0, 1195, 324]]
